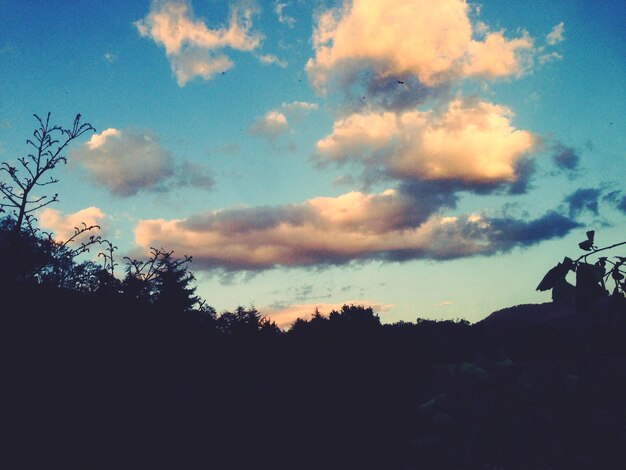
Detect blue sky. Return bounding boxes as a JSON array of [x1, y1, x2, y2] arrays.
[[1, 0, 624, 327]]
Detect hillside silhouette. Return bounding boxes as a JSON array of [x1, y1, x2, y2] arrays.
[[2, 114, 626, 469]]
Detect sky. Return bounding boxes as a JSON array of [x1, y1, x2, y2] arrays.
[[1, 0, 624, 328]]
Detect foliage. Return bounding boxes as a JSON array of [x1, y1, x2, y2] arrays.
[[537, 230, 626, 314]]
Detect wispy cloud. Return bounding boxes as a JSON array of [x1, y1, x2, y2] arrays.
[[538, 51, 563, 64], [546, 22, 565, 45], [564, 188, 601, 217], [552, 144, 580, 171], [280, 101, 319, 120], [257, 53, 288, 68], [135, 0, 263, 86], [274, 1, 296, 28], [103, 52, 118, 63]]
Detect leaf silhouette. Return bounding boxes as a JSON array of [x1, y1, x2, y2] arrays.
[[578, 239, 593, 251], [536, 257, 573, 291]]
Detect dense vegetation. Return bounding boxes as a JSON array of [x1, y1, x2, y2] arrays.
[[2, 115, 626, 469]]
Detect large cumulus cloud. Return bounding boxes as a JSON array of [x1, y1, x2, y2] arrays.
[[316, 98, 537, 191], [306, 0, 534, 94], [133, 189, 580, 271]]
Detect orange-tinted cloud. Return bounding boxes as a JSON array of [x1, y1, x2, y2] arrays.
[[316, 98, 537, 187], [135, 1, 262, 86], [133, 189, 580, 271], [249, 110, 289, 138], [38, 206, 107, 244], [264, 300, 394, 330], [306, 0, 534, 93]]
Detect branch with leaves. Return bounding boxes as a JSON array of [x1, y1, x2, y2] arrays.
[[537, 230, 626, 315]]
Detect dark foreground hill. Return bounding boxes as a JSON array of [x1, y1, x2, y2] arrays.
[[3, 285, 626, 469]]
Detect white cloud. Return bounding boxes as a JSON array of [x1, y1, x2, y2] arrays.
[[103, 52, 118, 63], [546, 22, 565, 45], [257, 53, 288, 68], [316, 98, 537, 186], [248, 102, 319, 141], [249, 110, 289, 138], [135, 0, 263, 86], [170, 49, 233, 86], [539, 51, 563, 64], [280, 101, 319, 121], [274, 1, 296, 28], [38, 207, 107, 244], [306, 0, 535, 93]]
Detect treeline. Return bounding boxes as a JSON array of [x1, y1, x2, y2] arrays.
[[3, 220, 626, 469]]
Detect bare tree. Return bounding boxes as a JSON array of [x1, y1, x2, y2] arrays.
[[0, 113, 95, 233]]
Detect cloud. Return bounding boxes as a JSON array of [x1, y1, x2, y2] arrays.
[[72, 128, 214, 196], [316, 98, 537, 190], [483, 211, 582, 248], [618, 196, 626, 214], [135, 0, 262, 86], [103, 52, 118, 63], [538, 51, 563, 64], [433, 301, 453, 307], [73, 128, 175, 196], [602, 190, 626, 214], [546, 22, 565, 45], [265, 300, 393, 329], [281, 101, 319, 120], [176, 161, 215, 190], [564, 188, 601, 217], [257, 53, 288, 68], [38, 206, 107, 244], [306, 0, 534, 93], [274, 1, 296, 28], [249, 111, 289, 138], [133, 188, 580, 271], [552, 144, 580, 171]]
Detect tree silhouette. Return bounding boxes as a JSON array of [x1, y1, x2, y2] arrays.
[[0, 113, 94, 232], [122, 247, 201, 313], [0, 113, 104, 287]]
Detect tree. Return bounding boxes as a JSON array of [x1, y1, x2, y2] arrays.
[[123, 247, 201, 313], [0, 113, 103, 287], [0, 113, 95, 233]]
